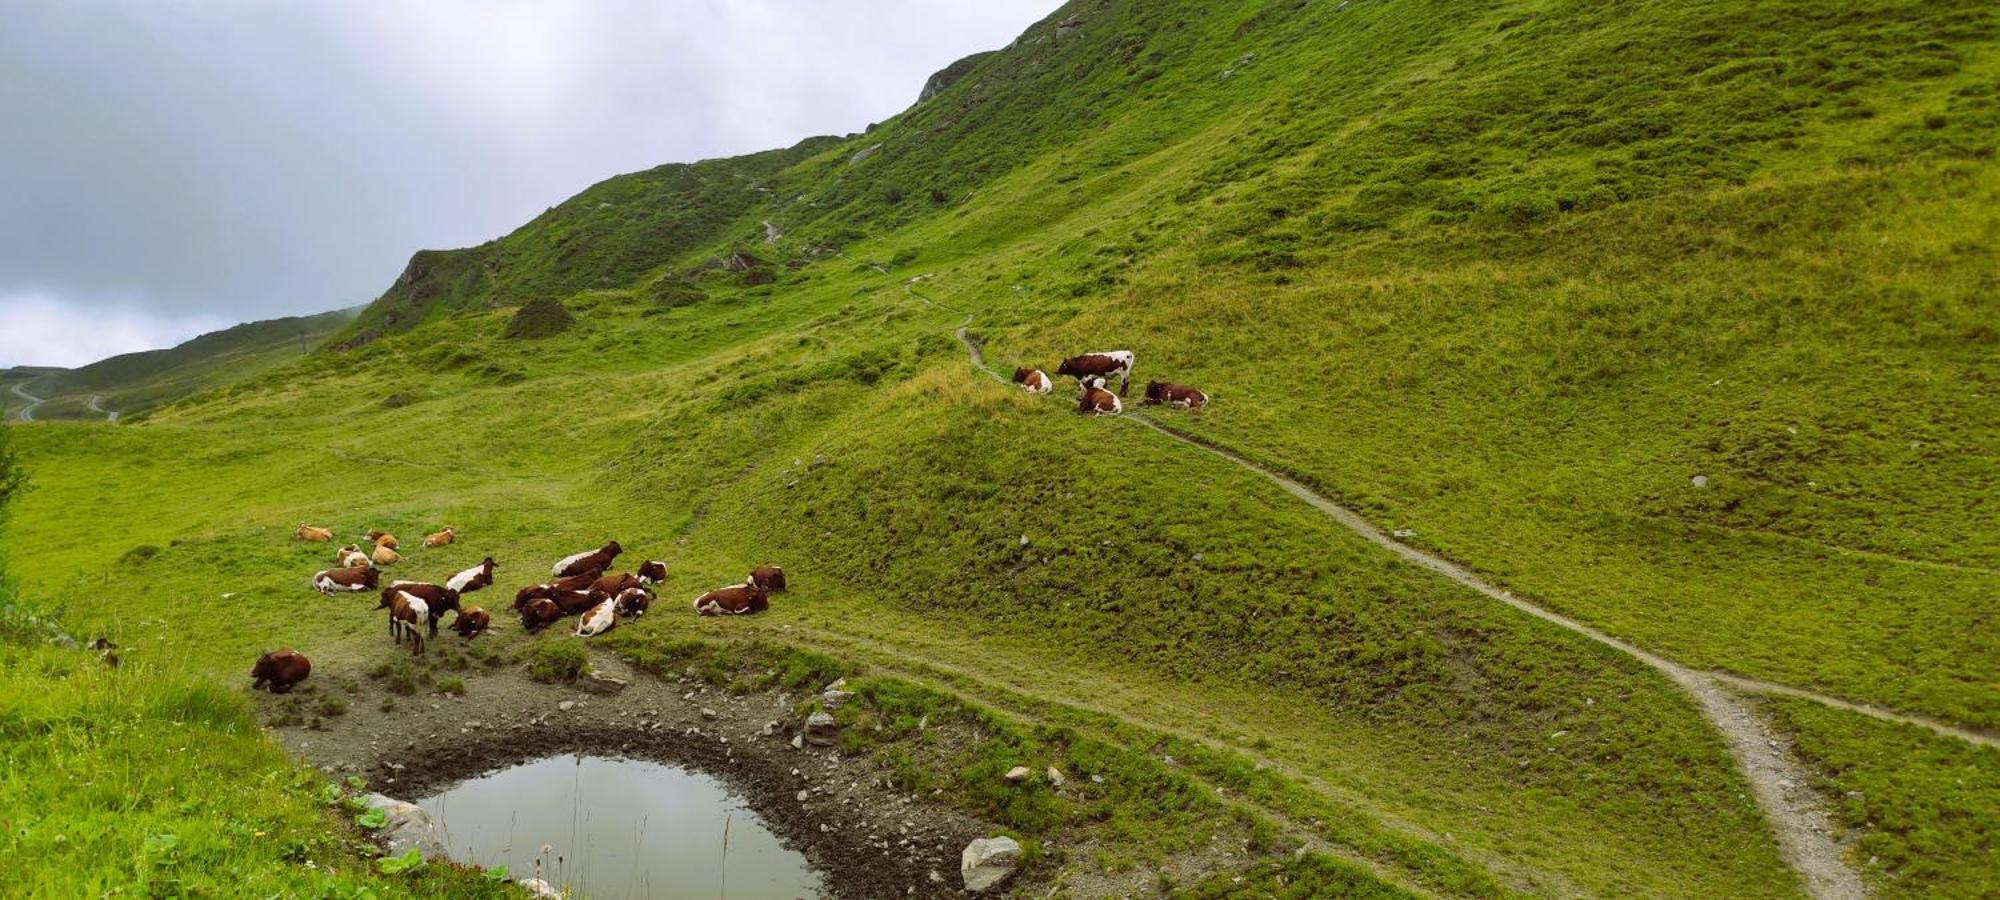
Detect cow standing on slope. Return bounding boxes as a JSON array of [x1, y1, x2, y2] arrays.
[[1057, 350, 1134, 397]]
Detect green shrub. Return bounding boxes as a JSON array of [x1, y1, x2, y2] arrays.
[[503, 298, 575, 340]]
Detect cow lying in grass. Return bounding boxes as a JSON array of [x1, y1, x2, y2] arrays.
[[574, 597, 617, 637], [748, 565, 787, 592], [694, 583, 770, 616], [296, 523, 334, 542], [614, 587, 652, 618], [518, 597, 563, 631], [1142, 380, 1209, 409], [251, 648, 311, 693], [1012, 367, 1052, 394], [334, 544, 371, 568], [452, 606, 491, 638], [552, 541, 621, 578], [313, 565, 379, 595], [447, 556, 497, 594], [424, 527, 456, 548], [1078, 376, 1122, 415]]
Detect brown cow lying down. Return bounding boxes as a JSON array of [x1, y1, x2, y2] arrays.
[[552, 541, 621, 578], [367, 530, 399, 550], [1057, 350, 1134, 396], [1142, 380, 1209, 409], [694, 583, 769, 616], [637, 560, 668, 584], [313, 565, 379, 595], [424, 527, 456, 548], [518, 597, 563, 631], [1012, 367, 1052, 395], [748, 565, 787, 592], [382, 582, 461, 637], [452, 606, 491, 638], [550, 589, 599, 616], [251, 648, 311, 693], [614, 587, 652, 618], [371, 544, 401, 566], [447, 556, 497, 593], [590, 572, 646, 596], [333, 544, 370, 568], [386, 591, 428, 655], [296, 523, 334, 542], [1078, 377, 1122, 415]]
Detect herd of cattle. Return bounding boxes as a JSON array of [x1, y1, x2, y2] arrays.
[[249, 349, 1196, 695], [1014, 349, 1208, 414], [249, 525, 788, 694]]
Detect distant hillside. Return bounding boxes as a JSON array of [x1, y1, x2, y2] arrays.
[[10, 308, 356, 421]]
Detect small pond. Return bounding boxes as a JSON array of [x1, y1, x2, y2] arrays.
[[416, 753, 824, 899]]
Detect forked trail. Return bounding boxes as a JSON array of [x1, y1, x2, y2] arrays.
[[924, 281, 1880, 898]]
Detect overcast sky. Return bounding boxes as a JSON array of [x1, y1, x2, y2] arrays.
[[0, 1, 1054, 368]]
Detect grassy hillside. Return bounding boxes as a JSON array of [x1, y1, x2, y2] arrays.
[[9, 308, 356, 422], [5, 0, 1998, 895]]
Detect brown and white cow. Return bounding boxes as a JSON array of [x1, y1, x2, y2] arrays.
[[1011, 367, 1053, 395], [367, 530, 399, 550], [251, 648, 311, 693], [452, 606, 491, 638], [382, 582, 461, 637], [386, 591, 429, 655], [637, 560, 667, 585], [1056, 350, 1134, 396], [693, 583, 769, 616], [574, 597, 617, 637], [1077, 377, 1122, 416], [550, 589, 600, 616], [552, 541, 621, 578], [334, 544, 371, 568], [371, 543, 401, 566], [424, 527, 456, 548], [518, 597, 563, 631], [748, 565, 787, 593], [589, 571, 645, 596], [1142, 380, 1208, 409], [447, 556, 498, 594], [614, 587, 652, 618], [296, 523, 334, 542], [313, 565, 379, 595]]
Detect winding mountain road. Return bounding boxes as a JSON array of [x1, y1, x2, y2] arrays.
[[87, 395, 118, 422], [920, 279, 1877, 898], [9, 383, 44, 422]]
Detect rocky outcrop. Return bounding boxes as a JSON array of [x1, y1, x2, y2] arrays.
[[918, 50, 996, 103], [361, 793, 448, 860]]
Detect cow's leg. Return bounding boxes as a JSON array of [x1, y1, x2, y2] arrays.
[[1119, 372, 1130, 397]]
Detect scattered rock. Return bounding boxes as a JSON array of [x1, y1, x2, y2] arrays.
[[575, 673, 628, 695], [701, 708, 719, 721], [1054, 14, 1085, 39], [1392, 528, 1415, 538], [1691, 475, 1709, 488], [1004, 766, 1031, 785], [517, 876, 561, 899], [1046, 766, 1065, 787], [961, 836, 1023, 892], [805, 712, 841, 747], [557, 700, 576, 712], [791, 734, 805, 750], [821, 689, 855, 710], [360, 793, 448, 860], [850, 144, 884, 166]]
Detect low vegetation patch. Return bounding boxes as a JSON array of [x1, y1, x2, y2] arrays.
[[502, 297, 574, 340]]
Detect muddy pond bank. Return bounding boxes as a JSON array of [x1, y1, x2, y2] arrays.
[[263, 651, 995, 898]]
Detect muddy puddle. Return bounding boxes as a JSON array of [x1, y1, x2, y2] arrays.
[[416, 753, 824, 899]]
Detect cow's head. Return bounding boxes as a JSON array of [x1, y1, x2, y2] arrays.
[[605, 540, 623, 557], [1056, 358, 1078, 377], [1012, 367, 1033, 384], [1144, 380, 1165, 402], [481, 556, 497, 571], [638, 560, 667, 583]]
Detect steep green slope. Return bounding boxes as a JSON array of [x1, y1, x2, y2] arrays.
[[11, 308, 356, 421], [6, 0, 1999, 895]]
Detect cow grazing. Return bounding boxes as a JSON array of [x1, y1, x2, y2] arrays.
[[424, 527, 456, 548], [313, 565, 379, 595], [334, 544, 371, 568], [518, 597, 563, 631], [1078, 377, 1123, 416], [748, 565, 787, 593], [371, 544, 401, 566], [693, 583, 770, 616], [296, 523, 334, 543], [1056, 350, 1135, 396], [447, 556, 497, 594], [614, 587, 652, 618], [574, 598, 617, 637], [1011, 367, 1053, 395], [552, 541, 621, 578], [637, 560, 668, 584], [367, 530, 399, 550], [382, 582, 461, 637], [452, 606, 491, 638], [1142, 380, 1209, 409], [387, 591, 429, 655], [251, 648, 312, 693]]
